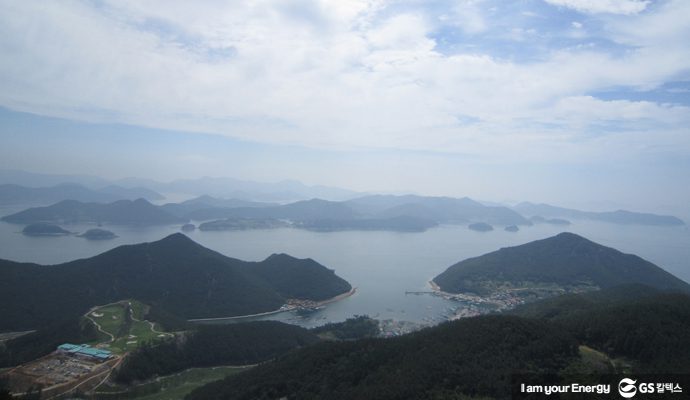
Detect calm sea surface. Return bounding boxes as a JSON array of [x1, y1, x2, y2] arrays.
[[1, 213, 689, 328]]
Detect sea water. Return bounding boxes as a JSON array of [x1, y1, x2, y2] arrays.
[[1, 217, 688, 328]]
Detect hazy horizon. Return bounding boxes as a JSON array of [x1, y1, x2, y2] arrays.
[[1, 1, 689, 216]]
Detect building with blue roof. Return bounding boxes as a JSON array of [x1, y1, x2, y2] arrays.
[[57, 343, 113, 361]]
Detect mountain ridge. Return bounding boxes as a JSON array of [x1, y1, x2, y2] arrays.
[[1, 198, 184, 225], [515, 202, 685, 226], [0, 233, 352, 332], [0, 183, 163, 206]]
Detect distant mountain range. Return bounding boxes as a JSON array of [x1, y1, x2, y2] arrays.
[[1, 170, 685, 225], [9, 195, 681, 232], [433, 232, 690, 296], [146, 176, 361, 202], [515, 202, 685, 226], [1, 198, 185, 225], [2, 195, 531, 231], [0, 183, 163, 206], [0, 173, 685, 231], [160, 195, 276, 220], [0, 169, 361, 203], [192, 195, 529, 228], [0, 234, 351, 332], [194, 198, 359, 221], [346, 195, 529, 225]]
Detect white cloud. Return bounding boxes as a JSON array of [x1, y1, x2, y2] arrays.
[[0, 0, 688, 165], [544, 0, 650, 15], [440, 0, 487, 35]]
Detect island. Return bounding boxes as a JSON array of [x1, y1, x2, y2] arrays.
[[504, 225, 519, 232], [529, 216, 571, 225], [296, 216, 438, 232], [468, 222, 493, 232], [199, 218, 289, 231], [546, 218, 571, 225], [22, 222, 70, 236], [181, 223, 196, 231], [77, 228, 117, 240], [529, 215, 546, 223]]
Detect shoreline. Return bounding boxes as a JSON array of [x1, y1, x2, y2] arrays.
[[315, 286, 357, 307], [188, 287, 357, 322]]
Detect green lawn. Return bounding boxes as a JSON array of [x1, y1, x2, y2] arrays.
[[87, 300, 173, 354], [90, 303, 125, 339]]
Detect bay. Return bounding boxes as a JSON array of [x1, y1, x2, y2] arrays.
[[1, 218, 688, 328]]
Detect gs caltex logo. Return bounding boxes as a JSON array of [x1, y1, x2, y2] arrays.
[[617, 377, 683, 397], [514, 376, 686, 398], [618, 378, 637, 398]]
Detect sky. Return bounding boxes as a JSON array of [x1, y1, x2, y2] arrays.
[[0, 0, 689, 212]]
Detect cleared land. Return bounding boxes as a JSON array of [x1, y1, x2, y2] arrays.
[[5, 353, 120, 398], [3, 300, 173, 398]]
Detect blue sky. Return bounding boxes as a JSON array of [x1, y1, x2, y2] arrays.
[[0, 0, 689, 212]]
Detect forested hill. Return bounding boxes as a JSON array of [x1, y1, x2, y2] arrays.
[[115, 321, 320, 384], [187, 316, 578, 400], [249, 253, 352, 301], [0, 234, 351, 332], [511, 285, 690, 373], [433, 232, 690, 295]]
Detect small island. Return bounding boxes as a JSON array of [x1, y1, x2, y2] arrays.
[[78, 228, 117, 240], [181, 223, 196, 232], [546, 218, 571, 225], [199, 218, 289, 231], [529, 216, 571, 225], [504, 225, 519, 232], [22, 223, 71, 236], [468, 222, 493, 232]]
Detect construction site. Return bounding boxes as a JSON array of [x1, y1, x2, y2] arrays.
[[4, 346, 121, 398]]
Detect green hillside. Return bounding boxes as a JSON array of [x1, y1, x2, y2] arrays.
[[512, 286, 690, 373], [249, 253, 353, 300], [187, 316, 577, 400], [114, 321, 319, 384], [0, 234, 351, 332], [433, 232, 690, 295]]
